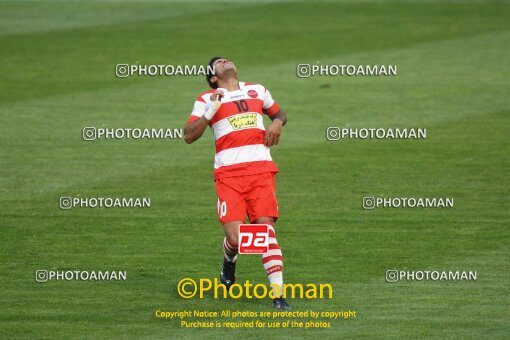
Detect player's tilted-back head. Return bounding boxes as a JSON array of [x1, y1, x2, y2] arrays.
[[206, 57, 237, 89], [206, 56, 222, 89]]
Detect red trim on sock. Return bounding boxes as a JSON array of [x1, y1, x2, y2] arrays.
[[225, 239, 238, 248], [224, 243, 236, 252], [262, 255, 283, 264], [268, 244, 280, 250], [224, 239, 238, 250], [266, 265, 283, 275]]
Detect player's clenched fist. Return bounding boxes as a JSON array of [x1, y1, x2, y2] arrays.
[[264, 119, 283, 147], [204, 89, 225, 120], [210, 89, 225, 103]]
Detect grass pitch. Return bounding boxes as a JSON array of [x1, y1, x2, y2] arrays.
[[0, 0, 509, 338]]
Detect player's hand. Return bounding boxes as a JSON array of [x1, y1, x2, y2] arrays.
[[204, 89, 225, 120], [264, 119, 283, 147], [210, 89, 225, 103], [210, 89, 225, 111]]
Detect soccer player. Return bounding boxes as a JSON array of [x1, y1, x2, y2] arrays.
[[184, 57, 290, 310]]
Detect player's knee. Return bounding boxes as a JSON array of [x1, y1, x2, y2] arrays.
[[226, 230, 238, 246], [223, 224, 239, 245]]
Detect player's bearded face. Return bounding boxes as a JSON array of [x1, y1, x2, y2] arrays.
[[214, 59, 237, 78]]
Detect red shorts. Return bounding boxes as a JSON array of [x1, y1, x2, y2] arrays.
[[215, 172, 279, 224]]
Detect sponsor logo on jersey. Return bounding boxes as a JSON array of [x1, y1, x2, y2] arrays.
[[247, 89, 258, 98], [227, 113, 257, 130]]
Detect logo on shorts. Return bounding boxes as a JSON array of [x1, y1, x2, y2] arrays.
[[228, 113, 257, 130], [239, 224, 269, 254], [247, 89, 258, 98]]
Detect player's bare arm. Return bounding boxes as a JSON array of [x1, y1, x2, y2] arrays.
[[265, 109, 287, 147], [183, 117, 208, 144]]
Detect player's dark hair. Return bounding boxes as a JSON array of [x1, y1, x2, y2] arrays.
[[206, 56, 223, 89]]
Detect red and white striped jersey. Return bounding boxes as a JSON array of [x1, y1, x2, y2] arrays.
[[186, 82, 280, 180]]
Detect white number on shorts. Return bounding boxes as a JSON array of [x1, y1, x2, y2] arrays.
[[217, 198, 227, 218]]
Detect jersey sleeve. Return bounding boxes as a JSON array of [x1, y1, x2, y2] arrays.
[[262, 87, 281, 117], [186, 97, 207, 125]]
